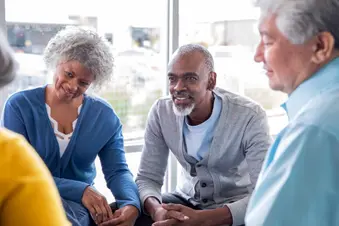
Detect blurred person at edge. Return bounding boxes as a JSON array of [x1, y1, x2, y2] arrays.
[[246, 0, 339, 225], [0, 29, 70, 225], [1, 26, 140, 226]]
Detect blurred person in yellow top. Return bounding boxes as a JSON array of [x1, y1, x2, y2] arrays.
[[0, 30, 70, 225]]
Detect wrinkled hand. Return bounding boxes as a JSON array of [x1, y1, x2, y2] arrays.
[[81, 186, 113, 225], [99, 205, 139, 226], [152, 204, 200, 226]]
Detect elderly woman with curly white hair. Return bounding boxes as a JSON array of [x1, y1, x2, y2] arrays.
[[2, 26, 140, 226]]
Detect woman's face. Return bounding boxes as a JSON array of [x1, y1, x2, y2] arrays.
[[54, 60, 94, 102]]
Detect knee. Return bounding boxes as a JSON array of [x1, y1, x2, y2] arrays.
[[62, 199, 92, 225]]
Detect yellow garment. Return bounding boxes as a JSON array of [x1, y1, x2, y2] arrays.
[[0, 128, 70, 226]]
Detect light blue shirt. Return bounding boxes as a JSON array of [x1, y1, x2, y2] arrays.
[[183, 94, 222, 161], [246, 57, 339, 226]]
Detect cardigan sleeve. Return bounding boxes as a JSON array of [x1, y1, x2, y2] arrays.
[[98, 116, 141, 212], [53, 176, 90, 203]]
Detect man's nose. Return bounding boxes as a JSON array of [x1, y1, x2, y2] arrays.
[[174, 78, 186, 91], [254, 42, 264, 63]]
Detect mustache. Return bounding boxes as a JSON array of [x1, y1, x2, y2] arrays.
[[172, 91, 193, 98]]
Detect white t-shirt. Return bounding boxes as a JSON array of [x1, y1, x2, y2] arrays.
[[183, 95, 222, 161], [46, 104, 81, 158]]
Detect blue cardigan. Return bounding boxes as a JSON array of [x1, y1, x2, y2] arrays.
[[2, 86, 140, 211]]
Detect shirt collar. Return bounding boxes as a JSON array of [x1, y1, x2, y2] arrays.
[[185, 93, 218, 127], [283, 57, 339, 120]]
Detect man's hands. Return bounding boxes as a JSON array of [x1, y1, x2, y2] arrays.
[[99, 205, 139, 226], [152, 204, 188, 222], [156, 204, 233, 226], [152, 204, 233, 226], [144, 196, 188, 226], [152, 204, 201, 226], [81, 186, 113, 225]]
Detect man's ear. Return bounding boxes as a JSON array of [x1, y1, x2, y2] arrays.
[[207, 72, 217, 90], [311, 32, 335, 64]]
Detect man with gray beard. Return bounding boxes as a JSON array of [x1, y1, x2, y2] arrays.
[[135, 44, 271, 226]]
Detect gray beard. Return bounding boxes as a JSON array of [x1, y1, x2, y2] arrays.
[[173, 103, 195, 116]]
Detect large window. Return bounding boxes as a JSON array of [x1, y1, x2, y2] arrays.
[[4, 0, 167, 140], [0, 0, 288, 202]]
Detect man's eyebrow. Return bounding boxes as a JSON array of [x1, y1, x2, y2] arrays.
[[167, 72, 198, 77], [182, 72, 198, 77]]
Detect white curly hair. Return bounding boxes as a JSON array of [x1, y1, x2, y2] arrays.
[[43, 26, 114, 88]]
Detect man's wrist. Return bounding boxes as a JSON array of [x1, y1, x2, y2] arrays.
[[151, 206, 163, 220], [144, 196, 162, 220]]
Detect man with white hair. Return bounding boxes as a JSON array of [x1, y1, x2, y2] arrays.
[[135, 44, 272, 226], [246, 0, 339, 225]]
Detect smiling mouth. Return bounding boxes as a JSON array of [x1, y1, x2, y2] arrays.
[[63, 87, 76, 97], [263, 66, 273, 73], [175, 97, 189, 100], [173, 96, 193, 105], [266, 70, 274, 76]]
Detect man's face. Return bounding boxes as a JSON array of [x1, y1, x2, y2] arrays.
[[254, 14, 315, 94], [168, 52, 213, 116]]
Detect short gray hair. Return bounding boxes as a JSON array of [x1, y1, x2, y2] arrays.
[[256, 0, 339, 49], [171, 44, 214, 72], [43, 26, 114, 88], [0, 30, 17, 88]]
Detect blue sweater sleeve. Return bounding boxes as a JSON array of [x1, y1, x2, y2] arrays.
[[53, 176, 89, 203], [98, 120, 141, 212]]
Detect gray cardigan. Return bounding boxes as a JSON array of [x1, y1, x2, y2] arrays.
[[136, 87, 271, 225]]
